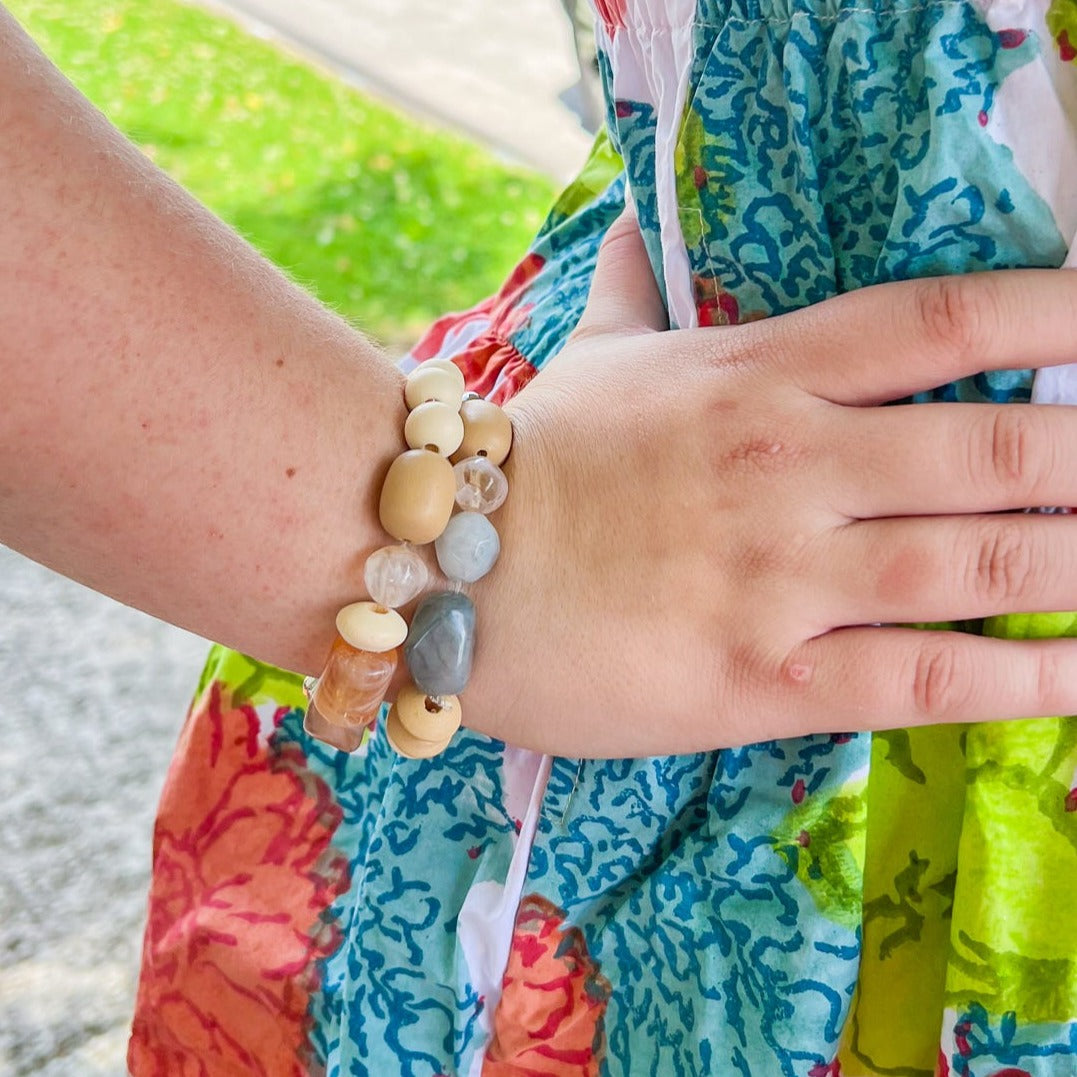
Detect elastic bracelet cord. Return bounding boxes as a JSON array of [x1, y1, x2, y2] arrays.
[[302, 358, 512, 759]]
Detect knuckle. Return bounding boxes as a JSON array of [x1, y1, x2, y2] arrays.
[[718, 415, 808, 476], [734, 539, 784, 582], [915, 276, 991, 365], [967, 520, 1037, 604], [910, 641, 974, 720], [979, 408, 1046, 496], [1034, 648, 1062, 715]]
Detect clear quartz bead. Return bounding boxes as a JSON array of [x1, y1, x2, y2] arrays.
[[364, 544, 429, 609], [453, 455, 508, 514]]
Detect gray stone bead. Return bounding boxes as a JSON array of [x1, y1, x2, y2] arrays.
[[434, 512, 500, 583], [404, 590, 476, 696]]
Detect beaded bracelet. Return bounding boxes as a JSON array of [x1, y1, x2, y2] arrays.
[[302, 358, 511, 759]]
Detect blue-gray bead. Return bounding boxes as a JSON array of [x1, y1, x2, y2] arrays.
[[404, 591, 475, 696], [434, 512, 500, 583]]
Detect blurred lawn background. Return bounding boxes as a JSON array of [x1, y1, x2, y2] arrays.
[[7, 0, 557, 351]]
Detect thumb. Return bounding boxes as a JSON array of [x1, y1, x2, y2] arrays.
[[574, 206, 669, 336]]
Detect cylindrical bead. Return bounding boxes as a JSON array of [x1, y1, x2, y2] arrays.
[[450, 398, 512, 465], [404, 400, 465, 456], [392, 683, 462, 742], [404, 590, 476, 696], [379, 449, 457, 544], [385, 707, 453, 759], [404, 361, 466, 410], [336, 601, 408, 651], [304, 702, 365, 752], [454, 455, 508, 514], [435, 512, 500, 582], [364, 544, 429, 609], [310, 635, 397, 728]]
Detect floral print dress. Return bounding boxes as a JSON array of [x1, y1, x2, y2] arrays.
[[130, 0, 1077, 1073]]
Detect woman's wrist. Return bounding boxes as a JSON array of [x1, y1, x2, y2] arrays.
[[301, 360, 515, 757]]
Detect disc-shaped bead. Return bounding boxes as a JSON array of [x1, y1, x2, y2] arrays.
[[454, 455, 508, 514], [364, 544, 429, 609], [404, 400, 465, 456], [379, 449, 457, 544], [392, 683, 462, 742], [336, 601, 408, 651], [404, 590, 475, 697], [384, 707, 453, 759], [450, 398, 513, 465], [435, 511, 500, 583], [404, 361, 465, 410]]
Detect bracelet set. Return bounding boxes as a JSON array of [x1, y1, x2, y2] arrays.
[[302, 358, 511, 759]]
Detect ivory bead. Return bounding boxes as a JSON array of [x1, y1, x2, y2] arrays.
[[454, 455, 508, 515], [392, 683, 462, 742], [309, 635, 397, 729], [435, 511, 500, 582], [304, 703, 365, 753], [379, 449, 457, 544], [385, 707, 453, 759], [404, 400, 465, 456], [336, 601, 408, 651], [450, 398, 513, 465], [404, 361, 466, 410], [364, 544, 429, 609]]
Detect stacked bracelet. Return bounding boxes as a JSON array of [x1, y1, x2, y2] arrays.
[[302, 358, 512, 760]]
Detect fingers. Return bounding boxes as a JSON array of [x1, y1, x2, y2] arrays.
[[825, 513, 1077, 626], [573, 207, 669, 336], [759, 270, 1077, 405], [830, 403, 1077, 518], [786, 627, 1077, 733]]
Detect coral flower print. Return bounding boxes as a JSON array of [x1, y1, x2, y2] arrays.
[[410, 250, 546, 402], [594, 0, 629, 31], [128, 682, 350, 1077], [483, 895, 611, 1076]]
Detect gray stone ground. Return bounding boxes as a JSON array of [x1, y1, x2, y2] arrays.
[[0, 3, 591, 1075], [0, 546, 208, 1076], [201, 0, 598, 181]]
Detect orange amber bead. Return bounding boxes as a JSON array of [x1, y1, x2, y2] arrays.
[[310, 634, 397, 730], [304, 703, 365, 752]]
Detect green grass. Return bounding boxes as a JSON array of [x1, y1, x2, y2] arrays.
[[8, 0, 556, 348]]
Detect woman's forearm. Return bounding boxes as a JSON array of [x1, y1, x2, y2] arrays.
[[0, 8, 406, 674]]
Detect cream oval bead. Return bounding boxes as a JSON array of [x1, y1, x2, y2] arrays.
[[379, 449, 457, 544], [450, 398, 513, 466], [335, 601, 408, 651], [404, 400, 465, 456], [392, 683, 462, 742], [404, 361, 466, 410]]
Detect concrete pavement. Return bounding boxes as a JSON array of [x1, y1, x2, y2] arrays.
[[199, 0, 598, 181]]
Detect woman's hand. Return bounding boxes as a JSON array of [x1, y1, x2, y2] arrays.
[[467, 211, 1077, 756]]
